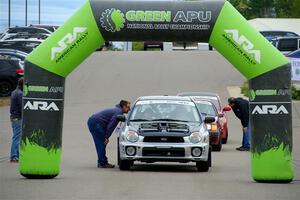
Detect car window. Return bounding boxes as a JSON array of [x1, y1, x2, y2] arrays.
[[278, 39, 298, 51], [195, 102, 217, 117], [0, 53, 25, 61], [130, 100, 201, 122], [0, 59, 20, 72]]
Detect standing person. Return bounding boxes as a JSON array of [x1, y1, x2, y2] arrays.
[[228, 97, 250, 151], [9, 78, 23, 162], [87, 100, 131, 168]]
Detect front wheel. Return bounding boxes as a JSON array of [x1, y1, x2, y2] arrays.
[[222, 128, 228, 144], [212, 135, 222, 151], [119, 159, 133, 170], [0, 80, 13, 97], [196, 147, 211, 172]]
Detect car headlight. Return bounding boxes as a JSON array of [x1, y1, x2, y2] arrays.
[[126, 131, 139, 143], [189, 132, 201, 144], [189, 132, 209, 144]]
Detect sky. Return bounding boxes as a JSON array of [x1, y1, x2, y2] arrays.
[[0, 0, 85, 32]]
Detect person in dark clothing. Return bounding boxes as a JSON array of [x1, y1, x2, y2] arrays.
[[9, 78, 23, 162], [228, 97, 250, 151], [87, 100, 131, 168]]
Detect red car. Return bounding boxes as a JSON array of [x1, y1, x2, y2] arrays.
[[178, 92, 231, 144]]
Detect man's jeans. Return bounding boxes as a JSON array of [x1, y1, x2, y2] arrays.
[[10, 119, 22, 160], [242, 125, 251, 149], [87, 118, 108, 166]]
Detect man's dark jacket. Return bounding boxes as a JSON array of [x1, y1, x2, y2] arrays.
[[232, 98, 249, 128], [10, 86, 23, 120], [90, 105, 122, 138]]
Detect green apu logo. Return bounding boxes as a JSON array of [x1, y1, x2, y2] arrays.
[[250, 89, 290, 101], [24, 85, 48, 96], [100, 8, 125, 32], [23, 85, 64, 96]]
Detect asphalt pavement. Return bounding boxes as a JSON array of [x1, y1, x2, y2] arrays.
[[0, 51, 299, 200]]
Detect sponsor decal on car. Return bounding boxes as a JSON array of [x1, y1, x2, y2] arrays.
[[223, 29, 260, 64], [251, 104, 289, 115], [100, 8, 212, 32], [136, 100, 195, 106], [51, 27, 88, 63], [249, 89, 290, 101]]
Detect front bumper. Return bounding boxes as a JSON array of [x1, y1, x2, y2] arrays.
[[209, 131, 221, 145], [119, 137, 209, 162]]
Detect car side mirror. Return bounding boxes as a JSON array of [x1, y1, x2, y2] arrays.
[[117, 115, 126, 122], [223, 106, 232, 112], [204, 117, 215, 124]]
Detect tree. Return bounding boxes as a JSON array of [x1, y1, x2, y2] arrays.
[[274, 0, 300, 17]]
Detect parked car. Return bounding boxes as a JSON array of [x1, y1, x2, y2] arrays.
[[0, 49, 27, 61], [115, 96, 214, 172], [1, 32, 49, 41], [0, 40, 42, 53], [192, 99, 223, 151], [178, 92, 231, 144], [271, 36, 300, 55], [28, 24, 59, 33], [0, 56, 24, 96], [260, 30, 299, 41], [0, 26, 52, 41], [144, 41, 163, 50], [287, 49, 300, 58]]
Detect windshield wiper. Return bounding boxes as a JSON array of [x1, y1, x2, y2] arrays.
[[130, 119, 150, 122], [152, 119, 189, 122]]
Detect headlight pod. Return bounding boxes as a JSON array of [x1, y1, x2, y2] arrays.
[[125, 131, 139, 143], [189, 132, 202, 144]]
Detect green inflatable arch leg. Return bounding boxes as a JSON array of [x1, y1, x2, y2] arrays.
[[20, 0, 293, 182]]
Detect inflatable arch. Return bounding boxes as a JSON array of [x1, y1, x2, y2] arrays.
[[20, 0, 294, 182]]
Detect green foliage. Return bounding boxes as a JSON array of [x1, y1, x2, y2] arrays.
[[241, 81, 249, 97], [291, 85, 300, 100], [274, 0, 300, 18], [132, 42, 144, 51], [228, 0, 300, 19]]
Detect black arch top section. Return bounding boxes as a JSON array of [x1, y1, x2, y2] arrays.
[[90, 0, 225, 42]]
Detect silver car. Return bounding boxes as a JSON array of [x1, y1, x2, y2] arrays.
[[115, 96, 215, 172]]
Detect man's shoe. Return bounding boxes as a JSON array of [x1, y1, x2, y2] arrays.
[[98, 163, 115, 168], [235, 146, 243, 150], [236, 147, 250, 151], [10, 159, 18, 163]]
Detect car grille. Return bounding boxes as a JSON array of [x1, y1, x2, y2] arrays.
[[139, 122, 189, 133], [142, 147, 185, 157], [143, 136, 184, 143]]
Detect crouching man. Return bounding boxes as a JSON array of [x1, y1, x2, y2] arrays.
[[87, 100, 130, 168]]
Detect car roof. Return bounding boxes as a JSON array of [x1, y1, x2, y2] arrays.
[[272, 36, 300, 40], [138, 96, 192, 101], [178, 92, 219, 97], [0, 49, 28, 55]]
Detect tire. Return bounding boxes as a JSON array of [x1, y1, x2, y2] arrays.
[[212, 135, 222, 151], [196, 147, 211, 172], [0, 80, 13, 97], [222, 128, 228, 144], [119, 159, 133, 170]]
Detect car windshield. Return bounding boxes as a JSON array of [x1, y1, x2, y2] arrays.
[[195, 102, 217, 117], [193, 96, 220, 111], [130, 100, 201, 122]]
